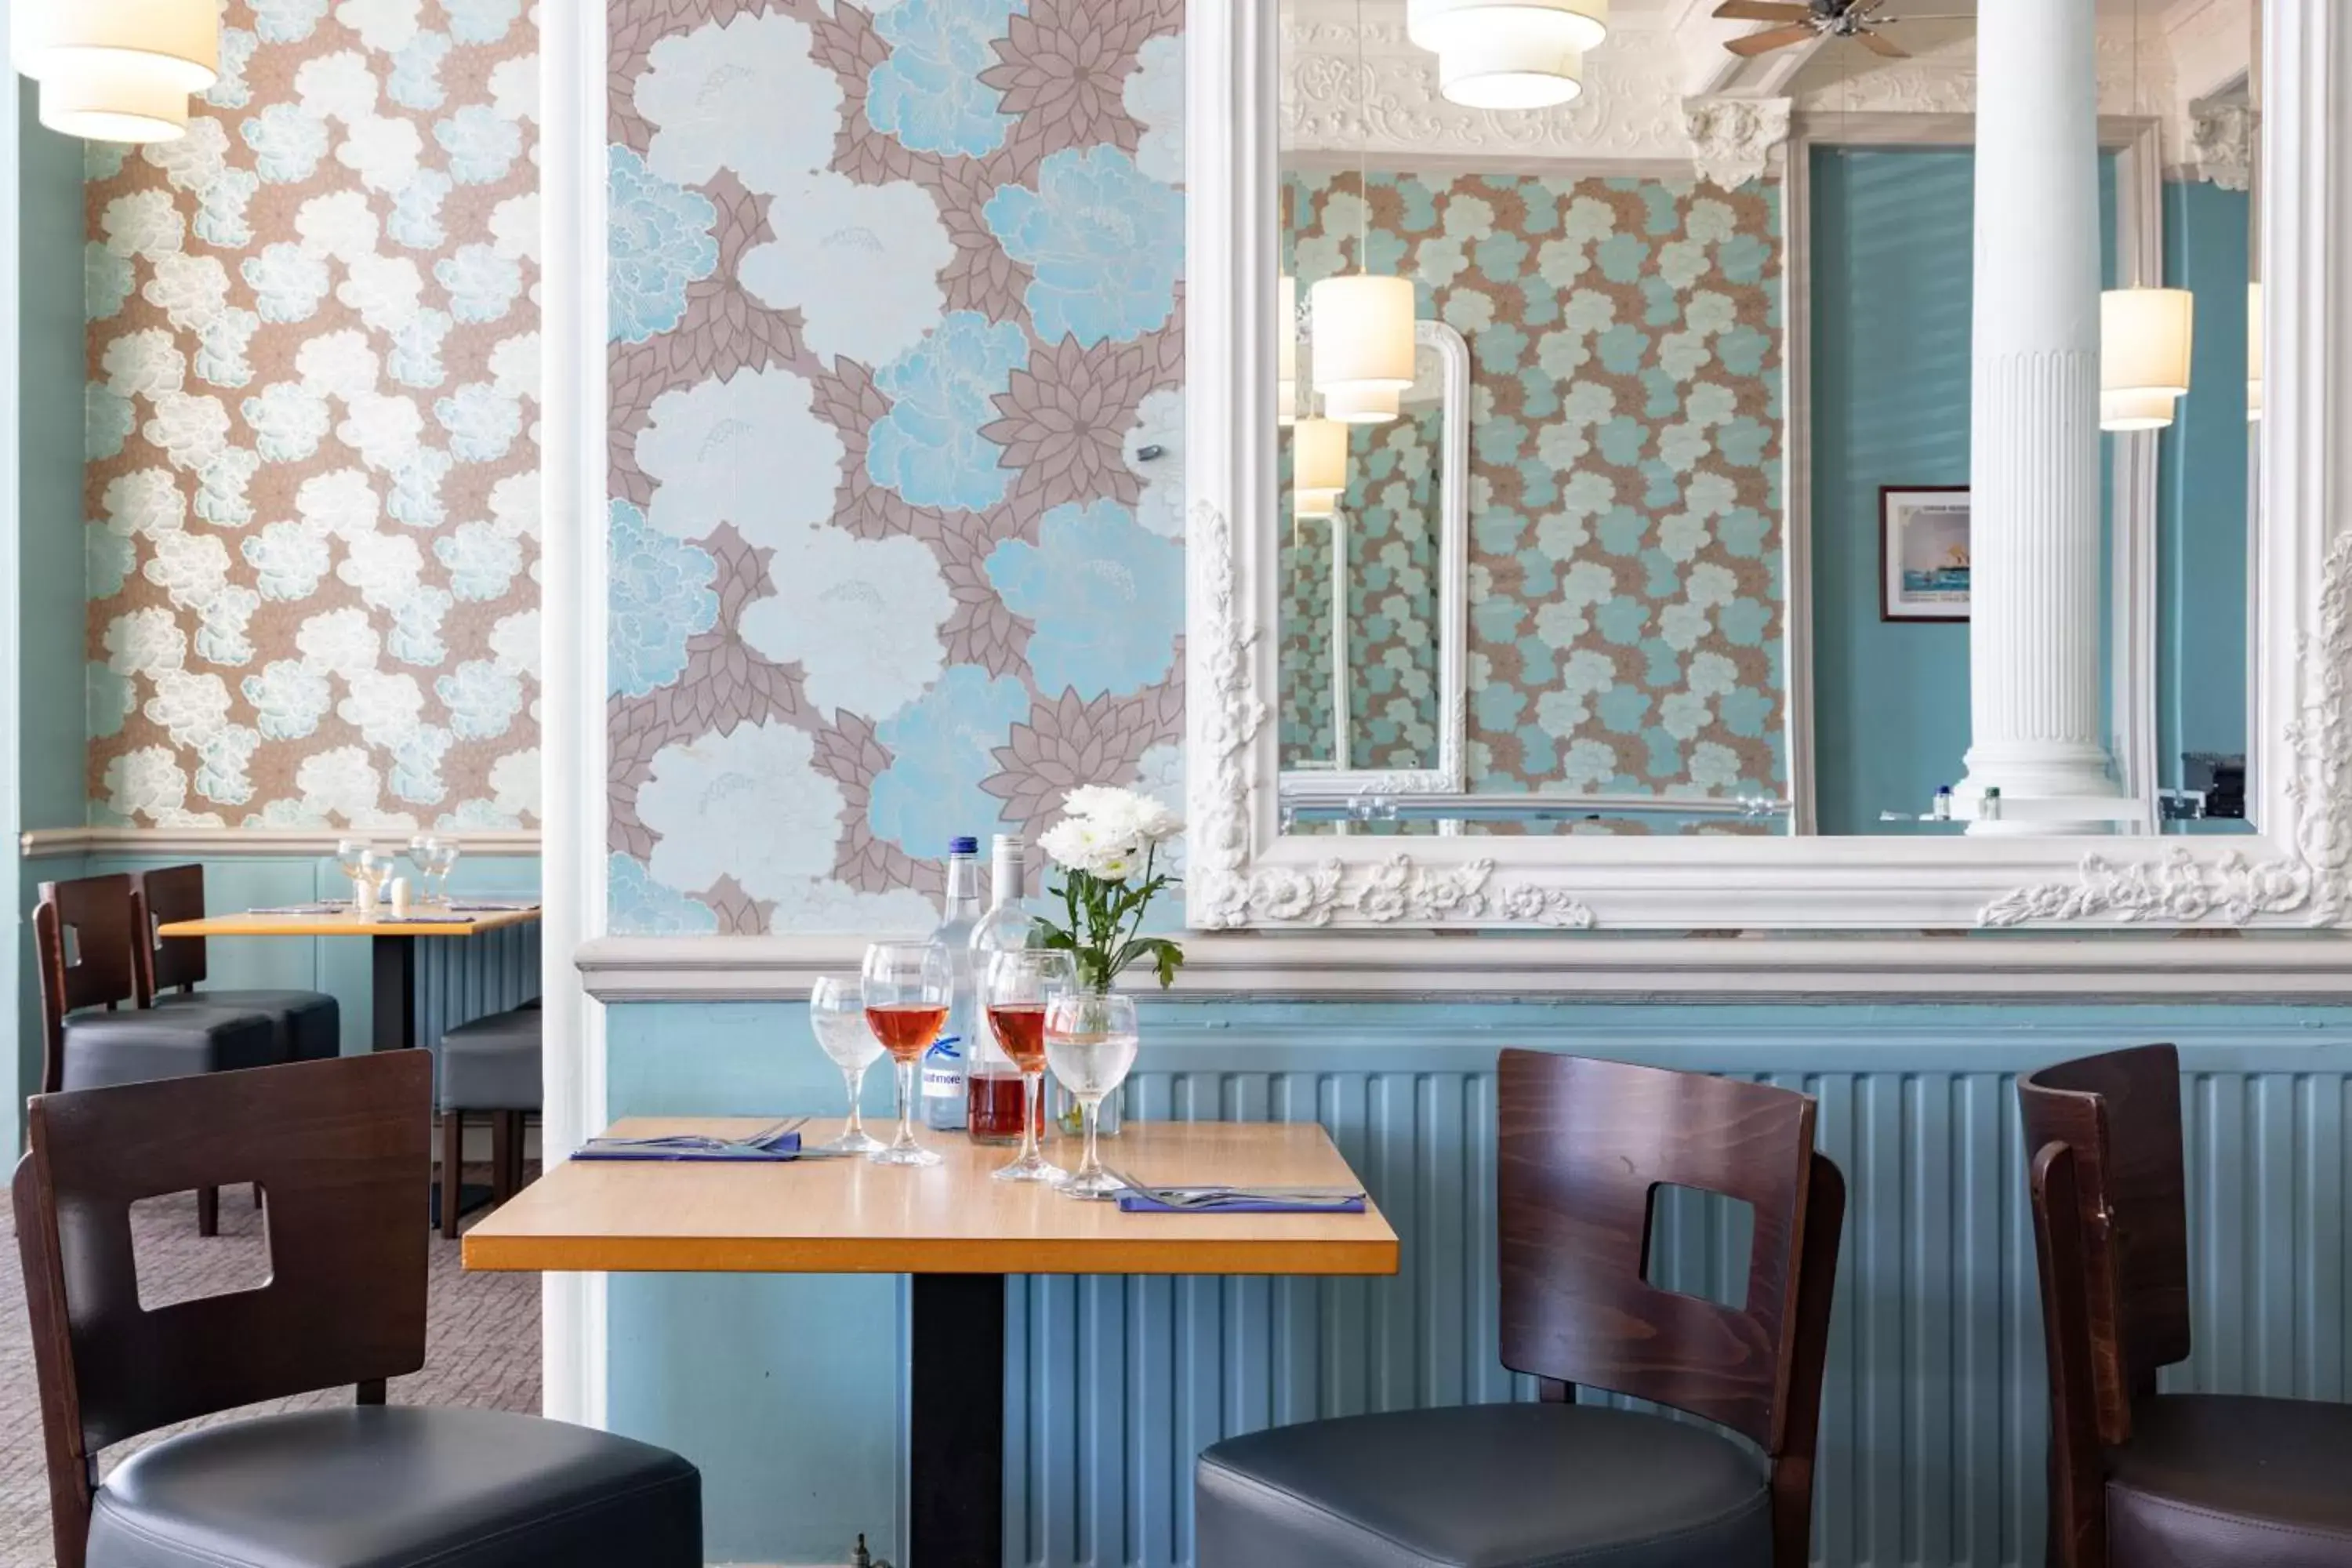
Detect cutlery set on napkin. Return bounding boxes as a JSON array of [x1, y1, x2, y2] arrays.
[[573, 1118, 844, 1162]]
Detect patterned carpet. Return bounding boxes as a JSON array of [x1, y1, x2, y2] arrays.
[[0, 1177, 541, 1567]]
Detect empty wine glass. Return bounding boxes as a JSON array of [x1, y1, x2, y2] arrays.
[[984, 950, 1076, 1185], [428, 838, 462, 904], [808, 975, 887, 1155], [860, 942, 951, 1167], [406, 835, 441, 904], [1045, 992, 1140, 1200], [336, 838, 369, 913]]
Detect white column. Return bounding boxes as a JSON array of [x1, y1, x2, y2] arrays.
[[1958, 0, 2122, 833]]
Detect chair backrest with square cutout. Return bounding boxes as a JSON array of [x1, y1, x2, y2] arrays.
[[12, 1054, 431, 1567], [132, 864, 210, 996], [1497, 1049, 1842, 1456]]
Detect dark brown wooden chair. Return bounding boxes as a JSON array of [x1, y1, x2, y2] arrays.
[[1196, 1050, 1845, 1568], [2024, 1042, 2352, 1568], [13, 1053, 702, 1568], [132, 863, 342, 1062], [34, 874, 284, 1236]]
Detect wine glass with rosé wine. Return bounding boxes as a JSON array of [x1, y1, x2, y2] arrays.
[[982, 949, 1077, 1184], [861, 942, 952, 1167]]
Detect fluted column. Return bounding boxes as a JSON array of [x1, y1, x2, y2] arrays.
[[1957, 0, 2121, 833]]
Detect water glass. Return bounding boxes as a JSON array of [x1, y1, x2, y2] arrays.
[[983, 951, 1076, 1185], [1044, 992, 1140, 1200], [351, 847, 394, 916], [808, 975, 887, 1155], [861, 942, 951, 1167]]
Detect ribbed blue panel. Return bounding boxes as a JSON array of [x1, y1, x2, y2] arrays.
[[1004, 1065, 2352, 1568], [412, 919, 541, 1045]]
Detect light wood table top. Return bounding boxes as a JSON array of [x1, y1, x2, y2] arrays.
[[157, 907, 542, 938], [465, 1118, 1400, 1278]]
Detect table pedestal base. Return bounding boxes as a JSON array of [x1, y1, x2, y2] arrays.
[[909, 1274, 1005, 1566]]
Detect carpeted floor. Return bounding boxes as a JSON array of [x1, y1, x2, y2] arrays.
[[0, 1175, 541, 1567]]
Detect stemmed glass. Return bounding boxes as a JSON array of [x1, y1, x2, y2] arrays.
[[408, 834, 462, 906], [808, 975, 887, 1155], [983, 951, 1076, 1185], [1045, 992, 1140, 1200], [336, 838, 370, 913], [861, 942, 951, 1167]]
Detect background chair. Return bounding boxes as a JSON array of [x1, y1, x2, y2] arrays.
[[1195, 1050, 1845, 1568], [132, 863, 341, 1062], [2024, 1043, 2352, 1568], [436, 1004, 543, 1240], [12, 1052, 701, 1568], [34, 874, 284, 1236]]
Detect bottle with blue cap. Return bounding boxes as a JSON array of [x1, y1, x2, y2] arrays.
[[920, 837, 982, 1131]]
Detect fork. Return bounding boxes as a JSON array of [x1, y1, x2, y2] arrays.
[[598, 1116, 807, 1151], [1103, 1168, 1363, 1207]]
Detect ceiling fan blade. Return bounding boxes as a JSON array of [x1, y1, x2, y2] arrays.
[[1726, 22, 1820, 56], [1857, 28, 1911, 57], [1711, 1, 1813, 20]]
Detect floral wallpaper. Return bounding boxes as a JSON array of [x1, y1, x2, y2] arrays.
[[1287, 169, 1786, 801], [85, 0, 541, 829], [606, 0, 1186, 935], [1277, 404, 1444, 772]]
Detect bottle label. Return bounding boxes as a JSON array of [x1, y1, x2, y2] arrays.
[[920, 1035, 963, 1098]]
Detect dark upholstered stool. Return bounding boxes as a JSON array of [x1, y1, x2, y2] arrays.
[[135, 865, 342, 1062], [1196, 1052, 1844, 1568], [13, 1054, 702, 1568], [1199, 1403, 1771, 1568], [86, 1406, 699, 1568], [34, 875, 289, 1236], [437, 1006, 542, 1239], [2025, 1044, 2352, 1568]]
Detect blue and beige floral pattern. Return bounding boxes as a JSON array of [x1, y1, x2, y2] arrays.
[[87, 1, 539, 829], [1285, 169, 1785, 800], [608, 0, 1190, 932]]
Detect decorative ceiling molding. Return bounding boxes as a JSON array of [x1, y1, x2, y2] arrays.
[[1280, 13, 1702, 165], [1685, 96, 1793, 191], [2183, 100, 2258, 191]]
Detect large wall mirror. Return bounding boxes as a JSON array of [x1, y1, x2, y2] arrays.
[[1189, 0, 2350, 929]]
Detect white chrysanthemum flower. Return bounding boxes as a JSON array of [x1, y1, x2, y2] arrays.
[[143, 530, 232, 609], [102, 328, 188, 401], [296, 604, 382, 677], [296, 468, 379, 538], [105, 746, 191, 822], [144, 668, 233, 747], [296, 49, 378, 123], [296, 328, 381, 401], [296, 189, 380, 261], [296, 745, 385, 824], [104, 469, 187, 538], [142, 392, 231, 472], [144, 252, 231, 333], [106, 606, 190, 676], [337, 668, 426, 746], [336, 529, 424, 609]]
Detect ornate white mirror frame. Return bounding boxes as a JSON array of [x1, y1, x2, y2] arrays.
[[1184, 0, 2352, 933], [1278, 318, 1470, 803]]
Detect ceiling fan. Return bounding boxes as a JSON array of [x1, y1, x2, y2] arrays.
[[1713, 0, 1957, 60]]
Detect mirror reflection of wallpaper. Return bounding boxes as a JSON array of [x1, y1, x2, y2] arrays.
[[1284, 169, 1786, 802], [1277, 405, 1444, 771]]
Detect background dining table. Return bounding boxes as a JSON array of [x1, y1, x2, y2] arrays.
[[465, 1116, 1399, 1566], [155, 905, 543, 1054]]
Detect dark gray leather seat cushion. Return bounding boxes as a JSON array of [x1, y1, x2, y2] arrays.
[[2108, 1395, 2352, 1568], [440, 1007, 543, 1112], [85, 1406, 699, 1568], [1196, 1402, 1771, 1568], [60, 1008, 282, 1091], [158, 989, 339, 1062]]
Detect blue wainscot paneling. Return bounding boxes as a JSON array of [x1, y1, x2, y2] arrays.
[[604, 998, 2352, 1568]]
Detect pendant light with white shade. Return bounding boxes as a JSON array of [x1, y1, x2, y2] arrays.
[[1407, 0, 1603, 111], [13, 0, 220, 145], [1311, 0, 1419, 428], [1291, 415, 1348, 529], [2099, 0, 2193, 434]]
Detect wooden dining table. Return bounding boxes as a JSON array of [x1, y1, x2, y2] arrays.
[[466, 1116, 1399, 1565], [155, 906, 542, 1054]]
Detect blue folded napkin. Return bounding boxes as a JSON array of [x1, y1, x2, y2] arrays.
[[575, 1131, 805, 1163], [1116, 1188, 1367, 1215]]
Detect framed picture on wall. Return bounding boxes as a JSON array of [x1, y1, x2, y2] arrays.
[[1880, 487, 1972, 622]]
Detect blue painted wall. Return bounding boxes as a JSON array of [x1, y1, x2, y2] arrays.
[[603, 996, 2352, 1568], [2156, 180, 2252, 800], [11, 104, 96, 1160]]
